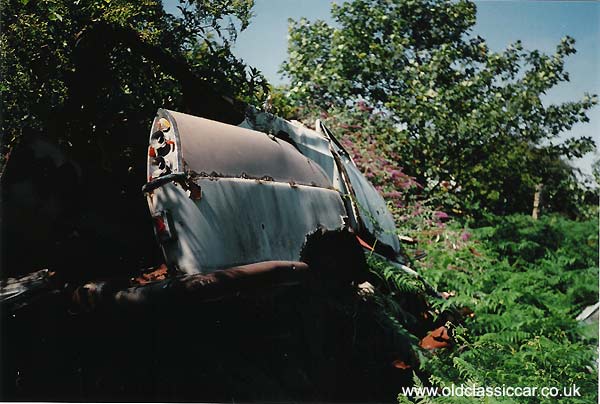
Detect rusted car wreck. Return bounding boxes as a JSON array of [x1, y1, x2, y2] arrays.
[[1, 17, 447, 400], [57, 106, 414, 309], [1, 106, 408, 309], [0, 105, 436, 402], [143, 107, 403, 277]]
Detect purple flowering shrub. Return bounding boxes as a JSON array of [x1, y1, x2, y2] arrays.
[[320, 105, 416, 202], [316, 103, 452, 231]]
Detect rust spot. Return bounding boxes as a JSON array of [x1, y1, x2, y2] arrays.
[[187, 181, 202, 201], [133, 264, 168, 285], [419, 326, 451, 351], [73, 261, 310, 310], [391, 360, 411, 370], [356, 235, 374, 251]]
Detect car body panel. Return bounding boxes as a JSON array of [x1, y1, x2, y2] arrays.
[[148, 178, 346, 274], [144, 108, 402, 276], [145, 109, 348, 275], [242, 107, 402, 257]]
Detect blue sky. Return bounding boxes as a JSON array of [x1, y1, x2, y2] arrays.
[[472, 1, 599, 176], [165, 0, 599, 175]]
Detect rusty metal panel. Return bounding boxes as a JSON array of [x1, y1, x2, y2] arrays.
[[72, 261, 309, 310], [147, 177, 346, 274], [145, 109, 350, 275], [240, 107, 360, 232], [144, 107, 405, 276]]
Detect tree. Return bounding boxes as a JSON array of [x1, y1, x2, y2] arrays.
[[0, 0, 267, 277], [281, 0, 598, 216], [1, 0, 264, 151]]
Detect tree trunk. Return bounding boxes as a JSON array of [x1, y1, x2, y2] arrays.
[[532, 183, 543, 219]]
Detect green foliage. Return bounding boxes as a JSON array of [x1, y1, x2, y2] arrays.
[[384, 212, 599, 403], [369, 256, 427, 336], [0, 0, 267, 169], [281, 0, 598, 217], [0, 0, 271, 274]]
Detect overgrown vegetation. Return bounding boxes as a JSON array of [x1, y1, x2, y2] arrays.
[[1, 0, 267, 163], [279, 4, 599, 398], [2, 0, 598, 402], [1, 0, 269, 276], [278, 0, 598, 217], [366, 211, 599, 403]]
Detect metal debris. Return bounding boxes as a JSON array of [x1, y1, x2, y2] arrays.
[[0, 269, 58, 310], [72, 261, 309, 310], [419, 325, 452, 351]]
